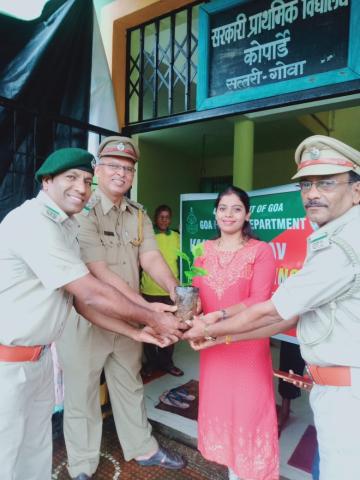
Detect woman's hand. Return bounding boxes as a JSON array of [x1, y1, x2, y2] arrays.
[[182, 315, 206, 340], [202, 310, 222, 325], [189, 338, 218, 351], [183, 310, 223, 340]]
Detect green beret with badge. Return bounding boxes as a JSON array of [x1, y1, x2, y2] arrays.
[[35, 148, 95, 182]]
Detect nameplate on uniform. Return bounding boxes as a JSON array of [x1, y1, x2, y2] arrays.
[[104, 231, 115, 236], [310, 233, 330, 252]]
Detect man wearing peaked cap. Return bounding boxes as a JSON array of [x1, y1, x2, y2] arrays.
[[97, 135, 140, 162], [292, 134, 360, 179], [57, 135, 185, 479], [184, 135, 360, 480], [0, 146, 182, 480]]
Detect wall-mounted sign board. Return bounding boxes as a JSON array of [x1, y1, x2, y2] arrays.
[[197, 0, 358, 110]]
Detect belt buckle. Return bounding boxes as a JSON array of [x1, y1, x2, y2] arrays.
[[306, 365, 316, 384]]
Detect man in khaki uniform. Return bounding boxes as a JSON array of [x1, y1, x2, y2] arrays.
[[57, 136, 185, 480], [184, 136, 360, 480], [0, 148, 182, 480]]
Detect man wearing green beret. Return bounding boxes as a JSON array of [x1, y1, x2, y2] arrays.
[[0, 147, 183, 480]]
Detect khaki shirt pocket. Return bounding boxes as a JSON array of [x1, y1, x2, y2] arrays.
[[100, 232, 120, 266]]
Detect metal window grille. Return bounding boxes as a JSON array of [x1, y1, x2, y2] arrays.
[[0, 96, 119, 220], [125, 3, 201, 125]]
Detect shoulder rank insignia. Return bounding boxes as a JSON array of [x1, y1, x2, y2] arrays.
[[43, 205, 62, 223], [126, 198, 144, 212], [310, 233, 330, 252]]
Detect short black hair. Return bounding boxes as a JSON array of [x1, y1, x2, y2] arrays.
[[154, 204, 172, 221], [349, 171, 360, 183]]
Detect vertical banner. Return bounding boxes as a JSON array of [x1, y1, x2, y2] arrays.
[[180, 185, 314, 343]]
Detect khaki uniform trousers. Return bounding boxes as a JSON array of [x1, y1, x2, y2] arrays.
[[57, 313, 158, 478], [0, 349, 54, 480], [310, 383, 360, 480]]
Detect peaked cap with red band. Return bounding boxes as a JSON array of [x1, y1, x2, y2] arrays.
[[98, 136, 139, 163], [292, 135, 360, 180]]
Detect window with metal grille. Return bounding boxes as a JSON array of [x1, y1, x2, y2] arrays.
[[126, 3, 201, 125]]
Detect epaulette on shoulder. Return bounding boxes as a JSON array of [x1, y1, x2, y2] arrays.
[[82, 193, 99, 216], [126, 198, 145, 212]]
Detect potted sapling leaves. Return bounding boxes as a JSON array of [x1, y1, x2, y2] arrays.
[[175, 243, 207, 323]]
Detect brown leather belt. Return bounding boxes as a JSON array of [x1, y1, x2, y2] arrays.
[[0, 344, 47, 362], [307, 364, 351, 386]]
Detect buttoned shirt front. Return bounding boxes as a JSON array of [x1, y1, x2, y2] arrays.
[[76, 188, 158, 291], [273, 205, 360, 367], [0, 191, 89, 346]]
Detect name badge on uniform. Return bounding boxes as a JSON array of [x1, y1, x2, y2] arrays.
[[310, 233, 330, 252]]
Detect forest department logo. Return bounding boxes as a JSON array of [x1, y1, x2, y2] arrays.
[[186, 207, 198, 235]]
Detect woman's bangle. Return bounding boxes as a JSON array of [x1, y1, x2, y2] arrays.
[[220, 309, 227, 321], [225, 335, 232, 345]]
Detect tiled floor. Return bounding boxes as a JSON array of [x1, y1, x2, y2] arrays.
[[52, 339, 313, 479], [52, 415, 228, 479], [144, 340, 314, 480]]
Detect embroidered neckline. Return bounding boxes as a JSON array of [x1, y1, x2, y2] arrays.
[[201, 240, 258, 299]]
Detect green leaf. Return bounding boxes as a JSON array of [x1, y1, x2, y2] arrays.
[[177, 245, 207, 286], [177, 249, 191, 263], [183, 271, 192, 286], [191, 242, 205, 259], [191, 266, 208, 277]]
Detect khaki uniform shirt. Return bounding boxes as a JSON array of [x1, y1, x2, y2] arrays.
[[0, 191, 89, 346], [273, 206, 360, 367], [77, 188, 158, 291]]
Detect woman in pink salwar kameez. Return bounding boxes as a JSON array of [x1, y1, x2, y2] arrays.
[[192, 186, 279, 480]]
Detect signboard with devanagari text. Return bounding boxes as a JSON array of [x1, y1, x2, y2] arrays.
[[197, 0, 360, 111]]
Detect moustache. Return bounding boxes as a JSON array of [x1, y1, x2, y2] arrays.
[[305, 201, 328, 209]]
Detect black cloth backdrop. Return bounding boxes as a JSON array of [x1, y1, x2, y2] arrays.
[[0, 0, 93, 220]]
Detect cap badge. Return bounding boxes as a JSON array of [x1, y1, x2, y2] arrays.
[[117, 143, 126, 152], [309, 147, 320, 160]]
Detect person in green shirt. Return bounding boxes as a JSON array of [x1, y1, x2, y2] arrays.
[[141, 205, 184, 377]]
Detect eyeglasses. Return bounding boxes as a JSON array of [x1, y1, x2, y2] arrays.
[[98, 162, 136, 175], [298, 179, 354, 192]]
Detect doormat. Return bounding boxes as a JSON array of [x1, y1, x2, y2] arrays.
[[288, 424, 317, 473], [155, 379, 199, 420]]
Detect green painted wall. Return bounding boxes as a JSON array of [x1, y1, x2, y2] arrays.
[[136, 139, 296, 229], [253, 148, 295, 189], [137, 140, 200, 228], [201, 154, 233, 177]]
